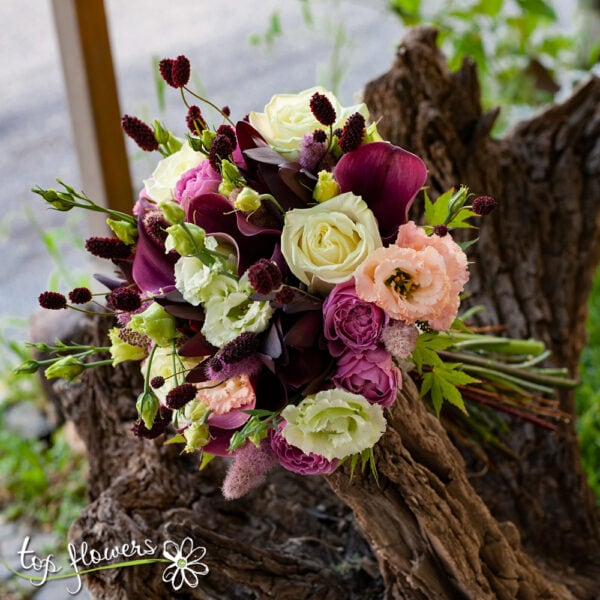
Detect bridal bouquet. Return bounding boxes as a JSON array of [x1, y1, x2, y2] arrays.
[[26, 55, 574, 498]]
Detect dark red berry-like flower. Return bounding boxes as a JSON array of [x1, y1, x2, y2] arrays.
[[107, 287, 142, 312], [312, 129, 327, 144], [150, 376, 165, 389], [339, 112, 365, 153], [216, 124, 236, 147], [143, 212, 169, 248], [274, 286, 295, 305], [221, 105, 231, 117], [186, 105, 206, 135], [132, 406, 172, 439], [247, 259, 282, 295], [219, 332, 260, 365], [171, 55, 191, 88], [38, 291, 67, 310], [433, 224, 449, 237], [166, 383, 197, 409], [472, 196, 497, 216], [310, 92, 336, 126], [209, 133, 234, 172], [68, 287, 92, 304], [85, 237, 131, 260], [158, 58, 175, 87], [121, 115, 158, 152]]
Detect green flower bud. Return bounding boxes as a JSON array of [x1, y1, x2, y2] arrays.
[[152, 119, 171, 145], [45, 356, 85, 382], [136, 390, 159, 430], [165, 223, 206, 256], [220, 159, 242, 185], [188, 136, 205, 152], [159, 200, 186, 225], [201, 129, 216, 151], [108, 328, 148, 366], [183, 421, 211, 453], [364, 121, 383, 143], [185, 398, 210, 422], [107, 218, 138, 245], [33, 187, 74, 211], [15, 359, 41, 375], [313, 170, 340, 203], [234, 187, 261, 212], [129, 303, 177, 347]]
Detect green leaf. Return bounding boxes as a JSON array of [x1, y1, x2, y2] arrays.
[[420, 363, 479, 415], [424, 188, 453, 226], [515, 0, 556, 20], [199, 452, 215, 470], [411, 332, 455, 373], [448, 207, 478, 229], [164, 433, 186, 445]]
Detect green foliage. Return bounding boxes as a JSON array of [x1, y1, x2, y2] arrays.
[[228, 409, 280, 452], [0, 327, 87, 537], [576, 267, 600, 501]]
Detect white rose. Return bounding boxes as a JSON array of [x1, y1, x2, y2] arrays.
[[248, 86, 369, 161], [144, 141, 205, 202], [281, 192, 382, 294]]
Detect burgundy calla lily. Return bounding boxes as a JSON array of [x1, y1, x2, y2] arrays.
[[131, 212, 176, 294], [334, 141, 428, 242]]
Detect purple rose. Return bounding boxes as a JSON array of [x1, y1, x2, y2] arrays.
[[269, 423, 338, 475], [323, 278, 388, 356], [333, 347, 400, 408], [174, 159, 221, 212]]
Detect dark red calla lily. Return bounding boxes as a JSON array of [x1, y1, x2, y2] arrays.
[[334, 142, 428, 243]]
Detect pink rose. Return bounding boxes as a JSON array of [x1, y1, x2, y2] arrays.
[[269, 423, 338, 475], [323, 278, 388, 356], [332, 347, 400, 408], [174, 159, 221, 213], [355, 222, 468, 330]]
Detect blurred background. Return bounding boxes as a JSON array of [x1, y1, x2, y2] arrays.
[[0, 0, 598, 597]]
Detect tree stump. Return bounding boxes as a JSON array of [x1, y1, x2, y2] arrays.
[[55, 27, 600, 599]]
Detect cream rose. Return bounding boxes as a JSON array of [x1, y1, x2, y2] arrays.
[[144, 141, 206, 202], [248, 86, 369, 161], [281, 192, 382, 293]]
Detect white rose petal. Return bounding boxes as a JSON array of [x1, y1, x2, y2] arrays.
[[281, 192, 382, 293]]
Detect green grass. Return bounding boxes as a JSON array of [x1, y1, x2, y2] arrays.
[[576, 268, 600, 500]]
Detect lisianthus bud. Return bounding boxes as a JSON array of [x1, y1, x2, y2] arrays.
[[165, 223, 206, 256], [107, 218, 138, 245], [137, 390, 159, 430], [33, 188, 73, 211], [129, 303, 177, 347], [183, 421, 210, 453], [15, 360, 41, 374], [313, 170, 340, 203], [234, 187, 261, 212], [219, 159, 243, 197], [159, 200, 186, 225], [45, 356, 85, 382]]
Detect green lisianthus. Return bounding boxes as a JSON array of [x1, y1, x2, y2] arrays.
[[281, 389, 386, 460]]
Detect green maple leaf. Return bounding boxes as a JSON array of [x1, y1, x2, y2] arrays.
[[420, 363, 480, 416]]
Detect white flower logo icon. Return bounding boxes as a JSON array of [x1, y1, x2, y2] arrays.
[[162, 537, 209, 590]]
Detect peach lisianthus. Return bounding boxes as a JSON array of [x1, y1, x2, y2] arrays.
[[355, 223, 468, 330], [197, 373, 256, 416]]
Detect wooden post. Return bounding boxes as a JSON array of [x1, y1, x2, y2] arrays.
[[51, 0, 132, 231]]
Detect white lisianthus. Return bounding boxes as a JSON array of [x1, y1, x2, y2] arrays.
[[281, 192, 382, 293], [281, 389, 386, 460], [201, 287, 274, 347], [248, 86, 369, 161], [144, 141, 205, 202], [175, 257, 237, 306]]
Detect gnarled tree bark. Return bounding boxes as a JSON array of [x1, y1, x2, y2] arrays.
[[50, 27, 600, 599]]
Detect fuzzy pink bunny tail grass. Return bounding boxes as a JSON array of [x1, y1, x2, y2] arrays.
[[222, 440, 278, 500]]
